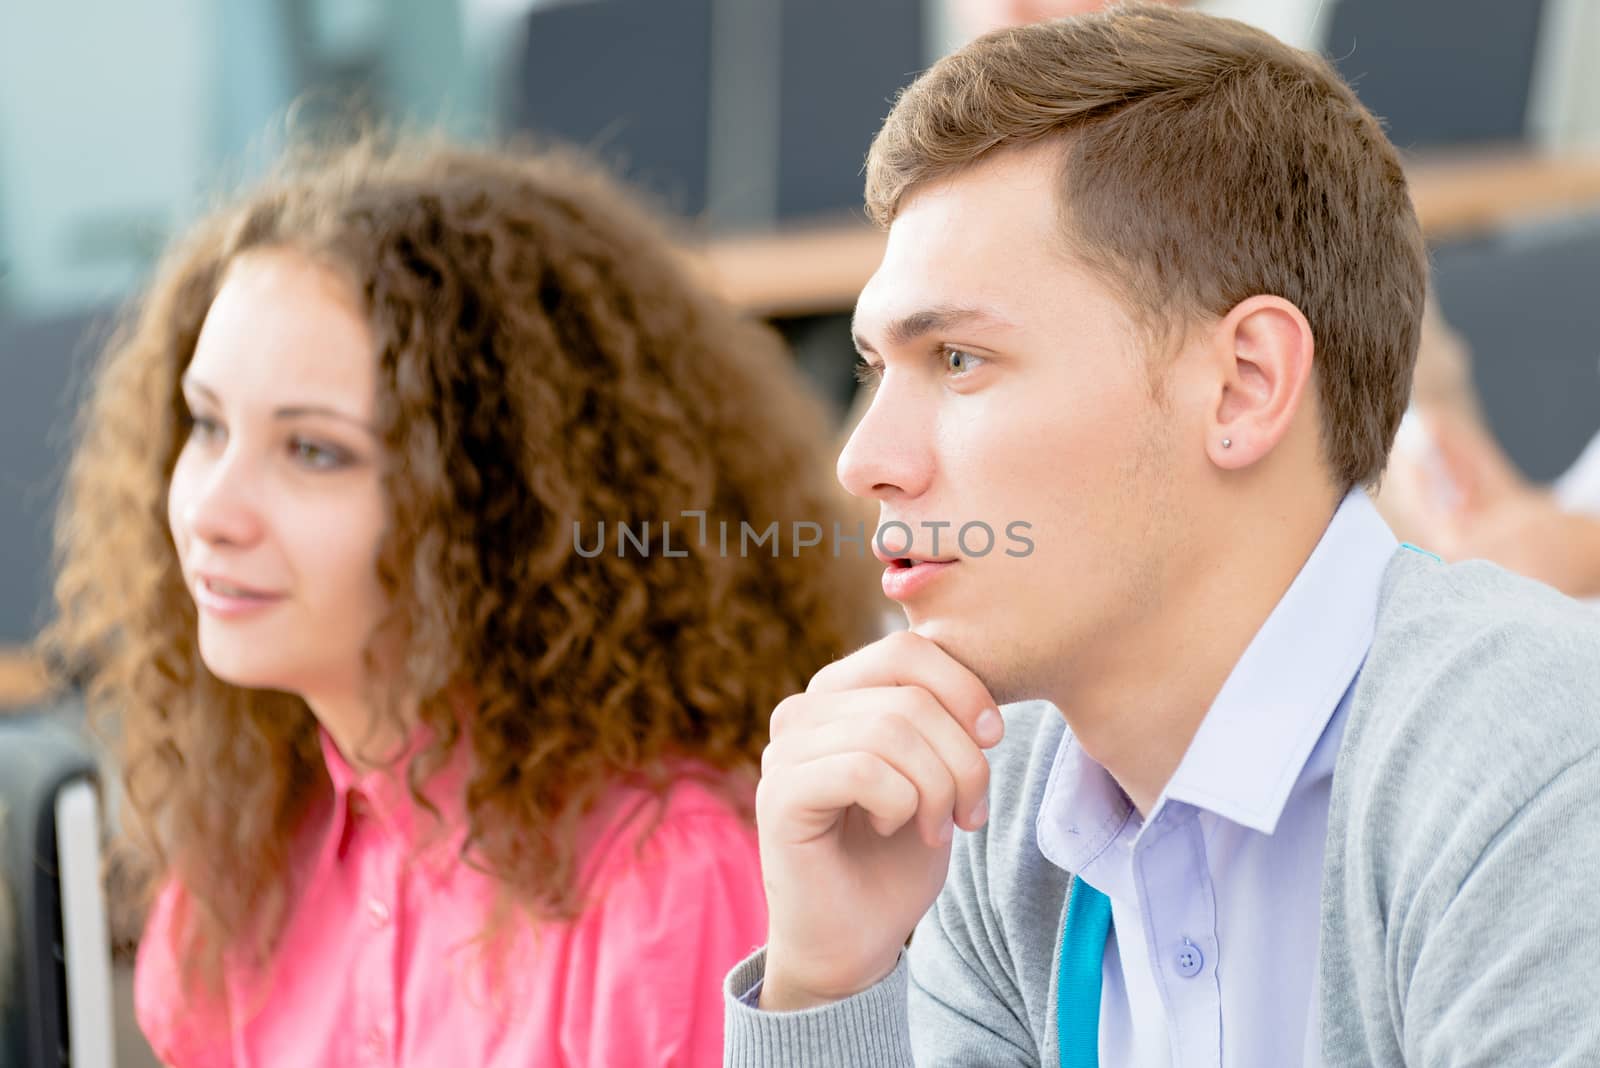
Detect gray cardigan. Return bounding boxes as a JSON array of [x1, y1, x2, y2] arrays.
[[724, 551, 1600, 1065]]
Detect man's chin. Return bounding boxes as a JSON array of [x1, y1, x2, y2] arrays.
[[907, 617, 1041, 707]]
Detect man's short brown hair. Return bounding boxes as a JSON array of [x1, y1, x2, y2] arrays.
[[866, 4, 1427, 489]]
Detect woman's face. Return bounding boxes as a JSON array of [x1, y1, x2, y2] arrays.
[[168, 248, 390, 704]]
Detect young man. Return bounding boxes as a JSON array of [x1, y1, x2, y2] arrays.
[[724, 6, 1600, 1066]]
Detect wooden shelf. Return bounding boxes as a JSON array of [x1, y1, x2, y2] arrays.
[[691, 147, 1600, 319], [689, 224, 885, 320], [1407, 148, 1600, 237], [0, 646, 52, 710]]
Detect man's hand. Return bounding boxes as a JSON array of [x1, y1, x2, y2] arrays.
[[1432, 486, 1600, 597], [756, 630, 1004, 1011]]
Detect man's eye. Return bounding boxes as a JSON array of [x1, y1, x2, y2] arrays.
[[944, 349, 984, 375]]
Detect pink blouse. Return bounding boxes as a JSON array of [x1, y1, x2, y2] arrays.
[[135, 730, 767, 1066]]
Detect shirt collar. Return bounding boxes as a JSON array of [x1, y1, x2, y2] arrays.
[[1036, 736, 1138, 878], [1036, 490, 1397, 875], [1159, 489, 1396, 833], [318, 725, 472, 879]]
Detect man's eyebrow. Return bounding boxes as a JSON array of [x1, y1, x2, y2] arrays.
[[851, 305, 1015, 354]]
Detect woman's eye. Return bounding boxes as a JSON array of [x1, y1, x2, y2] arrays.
[[289, 438, 348, 470], [854, 358, 884, 386], [188, 415, 225, 444], [944, 349, 984, 375]]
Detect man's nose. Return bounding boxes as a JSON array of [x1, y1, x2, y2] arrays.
[[836, 380, 935, 504]]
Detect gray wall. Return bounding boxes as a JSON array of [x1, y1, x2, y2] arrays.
[[0, 311, 108, 644]]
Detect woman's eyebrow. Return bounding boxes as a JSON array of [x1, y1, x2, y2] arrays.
[[181, 375, 376, 435], [271, 404, 377, 434]]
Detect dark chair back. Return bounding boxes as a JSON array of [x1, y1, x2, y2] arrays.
[[1323, 0, 1548, 149], [1432, 216, 1600, 481], [0, 705, 113, 1068]]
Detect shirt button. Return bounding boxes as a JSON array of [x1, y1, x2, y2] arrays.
[[1174, 939, 1205, 978], [367, 898, 391, 927]]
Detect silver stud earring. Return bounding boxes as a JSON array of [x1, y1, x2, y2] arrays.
[[1221, 438, 1232, 449]]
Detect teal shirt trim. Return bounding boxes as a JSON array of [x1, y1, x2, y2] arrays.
[[1057, 877, 1112, 1068], [1399, 541, 1443, 563]]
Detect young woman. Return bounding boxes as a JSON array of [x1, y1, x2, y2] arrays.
[[47, 139, 876, 1066]]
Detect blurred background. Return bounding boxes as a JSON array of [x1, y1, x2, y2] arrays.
[[5, 1, 1600, 1064], [6, 0, 1600, 653]]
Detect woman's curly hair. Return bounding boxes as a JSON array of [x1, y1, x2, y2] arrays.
[[44, 137, 879, 988]]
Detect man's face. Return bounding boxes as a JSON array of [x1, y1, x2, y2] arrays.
[[844, 146, 1202, 703]]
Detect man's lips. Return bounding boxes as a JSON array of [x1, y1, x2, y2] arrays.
[[870, 538, 959, 567], [880, 558, 958, 601]]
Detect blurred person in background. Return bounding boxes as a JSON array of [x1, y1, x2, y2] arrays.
[[44, 137, 876, 1066], [1382, 403, 1600, 599], [948, 0, 1183, 38], [1379, 317, 1600, 600]]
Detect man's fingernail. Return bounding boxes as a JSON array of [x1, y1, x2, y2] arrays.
[[968, 799, 988, 827], [975, 708, 1002, 745]]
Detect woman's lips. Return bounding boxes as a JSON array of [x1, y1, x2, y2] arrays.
[[193, 575, 286, 619]]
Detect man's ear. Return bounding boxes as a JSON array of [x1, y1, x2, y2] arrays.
[[1203, 295, 1315, 471]]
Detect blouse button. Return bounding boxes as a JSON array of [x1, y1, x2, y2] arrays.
[[367, 897, 391, 927]]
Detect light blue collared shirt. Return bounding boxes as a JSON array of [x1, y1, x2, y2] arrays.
[[1035, 490, 1397, 1067]]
